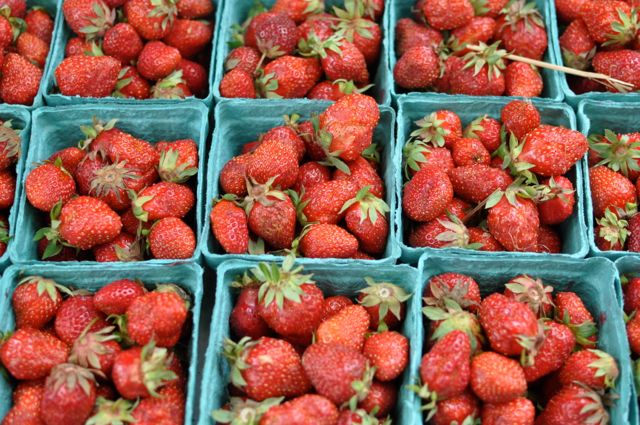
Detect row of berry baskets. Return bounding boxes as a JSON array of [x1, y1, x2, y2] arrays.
[[5, 0, 640, 109]]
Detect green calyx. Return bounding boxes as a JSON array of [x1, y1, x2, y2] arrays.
[[151, 70, 189, 99], [69, 323, 119, 371], [158, 148, 198, 184], [0, 121, 20, 164], [309, 115, 350, 175], [0, 218, 8, 244], [505, 275, 554, 318], [79, 117, 117, 150], [558, 310, 598, 347], [590, 129, 640, 178], [469, 0, 490, 16], [86, 397, 137, 425], [140, 340, 178, 397], [463, 115, 487, 139], [242, 177, 288, 215], [499, 0, 544, 33], [434, 213, 483, 250], [562, 45, 596, 71], [49, 363, 96, 396], [251, 255, 314, 310], [339, 186, 389, 224], [494, 126, 537, 183], [129, 190, 153, 223], [462, 41, 507, 81], [223, 336, 254, 388], [402, 140, 430, 178], [409, 112, 450, 148], [587, 349, 619, 389], [408, 380, 438, 422], [255, 69, 282, 99], [78, 0, 115, 40], [603, 7, 639, 47], [148, 0, 177, 31], [212, 396, 283, 425], [424, 275, 479, 312], [333, 2, 375, 43], [422, 299, 484, 353], [517, 321, 545, 367], [596, 208, 630, 250], [347, 363, 376, 411], [359, 277, 411, 331], [33, 200, 69, 259], [17, 275, 72, 300]]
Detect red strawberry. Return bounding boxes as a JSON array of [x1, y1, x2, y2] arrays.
[[504, 275, 554, 318], [505, 62, 543, 97], [425, 273, 481, 313], [230, 286, 271, 339], [111, 343, 177, 399], [260, 125, 305, 162], [302, 342, 372, 406], [408, 202, 471, 249], [307, 79, 365, 101], [363, 331, 408, 382], [537, 384, 609, 424], [410, 110, 463, 149], [0, 328, 69, 379], [85, 123, 158, 171], [452, 137, 490, 166], [210, 199, 249, 254], [481, 397, 535, 425], [103, 23, 144, 65], [25, 7, 54, 43], [137, 41, 181, 81], [627, 314, 640, 355], [12, 276, 66, 329], [560, 19, 596, 71], [448, 164, 513, 203], [522, 321, 575, 382], [132, 181, 194, 222], [358, 280, 410, 331], [55, 55, 121, 98], [394, 45, 439, 89], [124, 0, 177, 40], [148, 217, 196, 259], [431, 390, 479, 425], [495, 0, 548, 60], [558, 349, 619, 390], [318, 38, 369, 84], [623, 276, 640, 315], [113, 66, 151, 99], [450, 16, 496, 53], [404, 144, 455, 179], [163, 18, 212, 58], [422, 0, 473, 30], [41, 363, 96, 425], [501, 100, 540, 139], [258, 55, 322, 99], [538, 176, 576, 225], [25, 162, 76, 213], [220, 154, 249, 196], [69, 325, 121, 375], [403, 168, 453, 222], [580, 0, 635, 45], [178, 58, 207, 97], [244, 182, 296, 250], [487, 195, 540, 252], [555, 291, 598, 347], [245, 12, 298, 59], [62, 0, 114, 39], [592, 50, 640, 92], [246, 137, 299, 189], [65, 37, 94, 56], [302, 179, 359, 224], [479, 292, 539, 357], [463, 115, 501, 153], [298, 12, 334, 41], [536, 226, 561, 254], [48, 147, 84, 176], [176, 0, 212, 18], [448, 46, 506, 96], [589, 165, 637, 218], [316, 304, 370, 351], [358, 380, 396, 418], [55, 295, 107, 345], [131, 384, 185, 424], [225, 46, 261, 74], [322, 296, 353, 321], [342, 187, 389, 255], [294, 161, 331, 193], [270, 0, 323, 23], [220, 68, 256, 98], [94, 279, 146, 315], [260, 395, 338, 425], [470, 352, 527, 403], [0, 168, 14, 210], [519, 125, 588, 177], [555, 0, 588, 22], [91, 163, 156, 211], [3, 380, 44, 424], [395, 18, 443, 56], [16, 32, 49, 68], [333, 12, 382, 65], [299, 224, 359, 258], [1, 53, 42, 105], [151, 70, 192, 99], [468, 226, 504, 251]]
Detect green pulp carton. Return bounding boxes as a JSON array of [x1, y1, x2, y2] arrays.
[[201, 99, 400, 267], [578, 100, 640, 260], [198, 259, 422, 425], [0, 106, 31, 272], [213, 0, 392, 105], [389, 0, 564, 102], [419, 253, 632, 425], [9, 101, 209, 264], [42, 0, 222, 106], [0, 262, 204, 423], [396, 96, 589, 264], [547, 1, 640, 106]]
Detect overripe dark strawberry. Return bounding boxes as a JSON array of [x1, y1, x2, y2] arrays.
[[103, 23, 144, 65], [148, 217, 196, 259], [422, 0, 473, 30], [12, 276, 65, 329], [0, 328, 69, 380], [94, 278, 146, 315], [394, 45, 439, 89], [470, 351, 527, 403], [124, 0, 177, 40], [395, 18, 443, 56], [505, 62, 544, 97], [316, 304, 370, 351], [41, 363, 96, 425], [299, 223, 359, 258], [245, 12, 298, 59], [62, 0, 114, 39], [403, 168, 453, 222], [481, 397, 535, 425], [1, 53, 43, 105], [55, 55, 121, 98], [501, 100, 540, 139], [230, 286, 270, 340]]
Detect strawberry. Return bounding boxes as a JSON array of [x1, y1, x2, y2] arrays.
[[501, 100, 540, 139], [342, 187, 389, 255], [433, 55, 465, 93], [48, 147, 84, 176], [25, 7, 54, 43], [448, 164, 513, 203], [55, 294, 107, 345], [151, 70, 192, 98], [469, 0, 508, 17], [147, 217, 196, 259], [403, 143, 454, 178], [0, 216, 8, 257], [505, 62, 543, 97], [558, 349, 619, 390], [555, 0, 588, 22], [163, 18, 212, 58], [132, 181, 194, 222], [120, 207, 152, 235], [131, 384, 185, 424], [590, 130, 640, 181], [448, 43, 506, 96], [12, 276, 66, 329], [537, 384, 609, 424], [245, 12, 299, 59], [246, 137, 299, 189], [394, 45, 439, 89], [623, 276, 640, 314], [41, 363, 96, 425], [408, 205, 472, 249], [395, 18, 443, 57], [1, 328, 69, 379], [422, 0, 473, 30], [55, 55, 121, 98], [481, 397, 535, 425], [592, 50, 640, 92], [299, 223, 359, 258], [410, 110, 463, 149], [580, 0, 636, 46], [316, 304, 370, 351], [224, 336, 311, 401], [0, 168, 14, 210], [113, 66, 151, 99], [301, 179, 359, 224], [94, 279, 146, 315], [230, 286, 271, 340], [333, 10, 382, 65], [470, 351, 527, 403], [358, 380, 396, 418], [560, 19, 596, 71], [225, 46, 261, 74], [463, 115, 501, 153], [416, 330, 471, 406], [176, 0, 212, 19], [322, 295, 352, 321], [0, 121, 20, 171], [258, 55, 322, 99], [555, 291, 598, 347], [136, 40, 181, 81], [538, 176, 576, 225], [244, 182, 296, 250], [211, 199, 249, 254], [271, 0, 323, 24], [431, 391, 479, 425], [627, 314, 640, 355], [302, 342, 372, 406], [316, 38, 369, 84], [220, 154, 250, 196], [69, 325, 121, 374], [126, 285, 188, 347], [16, 32, 49, 68], [450, 16, 496, 54], [504, 275, 554, 318], [65, 37, 95, 56], [589, 165, 637, 218], [321, 92, 379, 130], [452, 137, 491, 166], [468, 226, 504, 251], [91, 162, 157, 211], [0, 53, 42, 105], [0, 0, 25, 17], [425, 273, 481, 313], [260, 124, 305, 162], [62, 0, 114, 39], [495, 0, 548, 60], [522, 321, 574, 383], [177, 58, 207, 96], [479, 292, 539, 357], [124, 0, 177, 40], [363, 331, 408, 382], [220, 68, 256, 98], [307, 79, 366, 101], [260, 395, 339, 425], [403, 168, 453, 222], [154, 139, 197, 184], [519, 125, 588, 177], [294, 161, 331, 193], [103, 23, 144, 65], [487, 194, 540, 252], [25, 163, 76, 213], [111, 343, 177, 399], [337, 408, 382, 425], [3, 380, 44, 424]]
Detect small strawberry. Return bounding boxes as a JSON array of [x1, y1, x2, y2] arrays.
[[505, 62, 543, 97], [0, 168, 14, 210], [225, 46, 261, 74], [558, 349, 619, 390], [501, 100, 540, 139], [481, 397, 535, 424], [260, 395, 339, 425], [25, 162, 76, 213], [422, 0, 473, 30], [0, 328, 69, 380], [62, 0, 114, 39], [230, 285, 271, 340], [403, 168, 453, 222], [124, 0, 177, 40], [55, 55, 121, 98], [25, 7, 54, 43], [394, 45, 439, 90], [136, 40, 181, 81], [93, 278, 146, 315], [111, 343, 177, 399], [132, 181, 194, 222], [55, 294, 108, 345], [395, 18, 443, 57], [41, 363, 96, 425], [163, 18, 212, 58], [470, 351, 527, 403], [316, 304, 370, 351], [210, 199, 249, 254], [431, 390, 479, 425], [623, 275, 640, 315], [448, 164, 513, 203], [537, 384, 609, 424], [148, 217, 196, 259], [49, 147, 84, 176], [12, 276, 68, 329], [103, 23, 144, 65], [522, 321, 574, 382], [425, 273, 481, 313], [627, 314, 640, 355], [1, 53, 42, 105], [538, 176, 576, 225], [16, 32, 50, 68], [299, 223, 359, 258], [463, 115, 501, 153], [245, 12, 298, 59], [363, 331, 409, 382], [555, 291, 598, 347], [589, 165, 637, 218], [177, 58, 207, 96], [220, 68, 256, 98], [3, 380, 44, 424], [244, 180, 296, 250], [560, 19, 596, 71]]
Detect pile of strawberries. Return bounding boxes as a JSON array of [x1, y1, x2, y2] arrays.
[[213, 258, 411, 424], [622, 274, 640, 389], [586, 127, 640, 251], [210, 94, 390, 260], [25, 118, 199, 261], [402, 100, 587, 253], [54, 0, 214, 99], [0, 1, 53, 104], [1, 277, 191, 424], [219, 0, 383, 100], [0, 120, 20, 257], [393, 0, 548, 97], [418, 272, 618, 423], [557, 0, 640, 94]]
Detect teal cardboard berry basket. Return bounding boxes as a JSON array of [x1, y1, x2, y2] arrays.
[[395, 95, 589, 264], [547, 1, 640, 106], [389, 0, 564, 103], [578, 100, 640, 260], [213, 0, 392, 105], [9, 101, 209, 265], [419, 253, 632, 425], [0, 261, 203, 423], [615, 256, 640, 425], [0, 106, 31, 273], [197, 259, 422, 425], [42, 0, 222, 106], [201, 98, 400, 267]]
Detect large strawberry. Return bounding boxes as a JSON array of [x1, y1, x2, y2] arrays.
[[403, 168, 453, 222], [62, 0, 114, 39], [316, 304, 370, 351], [1, 53, 43, 105], [422, 0, 473, 30], [362, 331, 409, 382], [537, 384, 609, 424], [522, 321, 574, 382], [592, 50, 640, 92], [41, 363, 96, 425], [55, 294, 107, 345], [93, 278, 146, 315], [55, 55, 121, 98], [301, 179, 359, 224], [580, 0, 636, 46], [147, 216, 196, 259], [486, 193, 539, 252], [111, 343, 177, 399], [299, 223, 359, 258], [558, 349, 619, 390], [103, 23, 144, 65], [124, 0, 177, 40], [448, 164, 512, 204], [494, 0, 547, 60], [244, 180, 296, 250], [11, 276, 67, 329], [470, 351, 527, 403], [131, 181, 194, 222], [162, 18, 212, 58], [245, 12, 298, 58], [589, 165, 637, 218], [0, 328, 69, 380], [518, 125, 588, 177], [246, 137, 299, 189]]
